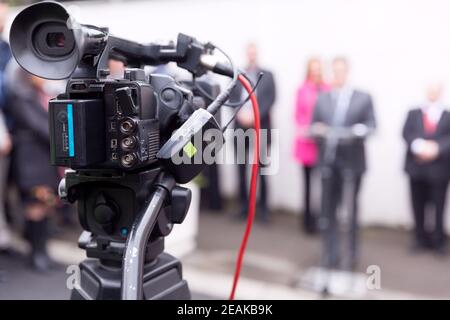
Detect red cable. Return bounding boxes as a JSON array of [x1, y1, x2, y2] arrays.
[[229, 74, 261, 300]]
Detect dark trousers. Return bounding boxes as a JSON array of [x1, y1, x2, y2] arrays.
[[409, 178, 448, 249], [238, 161, 268, 220], [320, 167, 362, 270], [302, 166, 316, 232], [24, 218, 49, 254], [200, 163, 223, 211]]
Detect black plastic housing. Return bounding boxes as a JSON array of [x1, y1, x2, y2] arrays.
[[49, 99, 105, 167], [157, 108, 224, 184], [49, 71, 160, 170]]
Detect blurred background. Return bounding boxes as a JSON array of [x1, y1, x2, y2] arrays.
[[0, 0, 450, 300]]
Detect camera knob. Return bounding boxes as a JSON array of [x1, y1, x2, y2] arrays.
[[94, 194, 117, 226], [94, 204, 116, 225], [162, 88, 175, 102], [58, 178, 67, 201], [161, 88, 181, 109]]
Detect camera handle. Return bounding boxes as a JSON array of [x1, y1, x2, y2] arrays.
[[122, 172, 175, 300]]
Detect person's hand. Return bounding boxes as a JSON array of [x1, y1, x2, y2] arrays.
[[296, 126, 310, 138], [236, 109, 254, 128], [26, 203, 48, 221], [0, 134, 12, 156], [32, 185, 57, 207], [352, 124, 369, 138], [310, 122, 329, 138], [416, 140, 439, 162]]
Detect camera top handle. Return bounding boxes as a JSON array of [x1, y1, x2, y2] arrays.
[[10, 1, 234, 80], [88, 33, 214, 79]]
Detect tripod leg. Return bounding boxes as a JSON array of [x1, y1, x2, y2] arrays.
[[122, 174, 175, 300]]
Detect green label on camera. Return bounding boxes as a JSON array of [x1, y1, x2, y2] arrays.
[[183, 142, 197, 158]]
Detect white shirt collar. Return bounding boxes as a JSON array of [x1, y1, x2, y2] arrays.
[[422, 102, 445, 123]]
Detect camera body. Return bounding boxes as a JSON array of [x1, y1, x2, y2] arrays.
[[49, 66, 217, 174], [49, 69, 160, 171], [54, 69, 220, 243], [10, 1, 229, 181]]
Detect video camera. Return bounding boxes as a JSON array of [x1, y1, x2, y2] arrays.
[[10, 1, 230, 178], [9, 1, 239, 300]]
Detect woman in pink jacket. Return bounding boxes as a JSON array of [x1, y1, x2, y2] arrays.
[[294, 57, 330, 234]]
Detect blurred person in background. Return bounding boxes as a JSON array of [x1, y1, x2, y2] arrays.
[[231, 43, 276, 223], [0, 1, 12, 255], [402, 83, 450, 255], [293, 57, 330, 234], [312, 57, 376, 270], [5, 62, 60, 271], [194, 76, 223, 212], [107, 53, 127, 79], [0, 106, 11, 255]]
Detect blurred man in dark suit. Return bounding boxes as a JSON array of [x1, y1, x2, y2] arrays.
[[231, 43, 276, 223], [403, 83, 450, 255], [312, 57, 376, 270]]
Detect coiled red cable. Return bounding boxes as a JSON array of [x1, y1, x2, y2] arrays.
[[229, 74, 261, 300]]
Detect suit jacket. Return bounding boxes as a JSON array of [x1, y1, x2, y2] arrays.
[[312, 89, 376, 174], [230, 67, 276, 131], [402, 108, 450, 181]]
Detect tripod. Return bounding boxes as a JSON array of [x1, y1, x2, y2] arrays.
[[60, 168, 192, 300]]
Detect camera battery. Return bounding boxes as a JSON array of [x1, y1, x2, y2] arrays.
[[49, 99, 105, 167]]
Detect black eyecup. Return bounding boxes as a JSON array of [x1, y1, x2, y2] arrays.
[[9, 1, 79, 80]]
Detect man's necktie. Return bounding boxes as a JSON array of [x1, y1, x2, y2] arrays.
[[332, 89, 352, 127], [423, 112, 438, 135]]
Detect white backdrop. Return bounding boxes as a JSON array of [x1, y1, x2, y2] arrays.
[[8, 0, 450, 230]]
